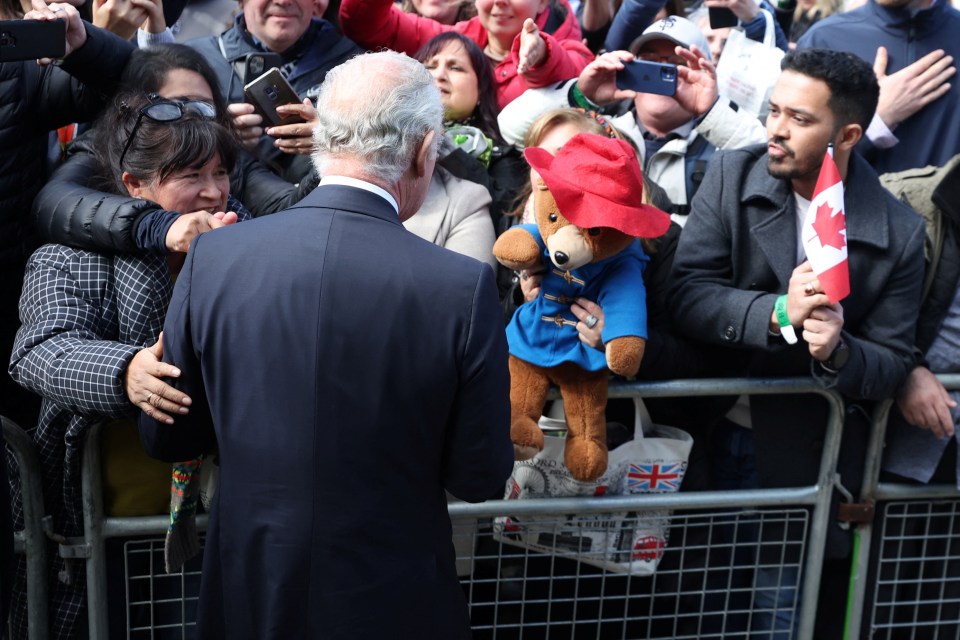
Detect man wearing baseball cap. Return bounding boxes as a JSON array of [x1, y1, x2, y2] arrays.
[[498, 16, 768, 225]]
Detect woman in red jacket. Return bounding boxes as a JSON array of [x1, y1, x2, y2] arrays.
[[340, 0, 593, 109]]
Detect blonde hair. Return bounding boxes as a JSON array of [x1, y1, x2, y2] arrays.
[[523, 108, 630, 149]]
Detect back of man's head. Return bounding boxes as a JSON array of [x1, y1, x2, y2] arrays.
[[781, 48, 879, 132], [312, 51, 443, 185]]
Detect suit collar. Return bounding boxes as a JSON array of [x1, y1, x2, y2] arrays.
[[741, 150, 891, 287], [319, 175, 398, 214], [294, 184, 405, 226], [742, 150, 890, 248]]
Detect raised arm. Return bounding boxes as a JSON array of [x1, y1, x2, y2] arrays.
[[339, 0, 447, 55], [34, 135, 163, 253]]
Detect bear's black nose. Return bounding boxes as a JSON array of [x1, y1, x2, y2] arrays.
[[553, 252, 569, 265]]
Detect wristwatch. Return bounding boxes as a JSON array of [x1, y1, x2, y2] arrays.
[[822, 339, 849, 373]]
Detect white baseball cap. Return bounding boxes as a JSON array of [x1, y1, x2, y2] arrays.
[[628, 16, 713, 62]]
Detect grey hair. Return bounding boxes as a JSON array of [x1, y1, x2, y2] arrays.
[[312, 51, 444, 184]]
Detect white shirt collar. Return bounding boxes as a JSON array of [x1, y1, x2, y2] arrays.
[[319, 175, 399, 216]]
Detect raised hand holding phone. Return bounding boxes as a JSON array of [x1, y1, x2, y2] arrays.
[[243, 68, 305, 128], [20, 2, 86, 62], [614, 59, 678, 96]]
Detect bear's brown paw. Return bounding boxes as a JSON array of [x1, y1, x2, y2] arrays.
[[564, 436, 608, 482], [511, 416, 544, 460]]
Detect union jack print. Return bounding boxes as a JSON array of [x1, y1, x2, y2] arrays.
[[627, 463, 684, 492]]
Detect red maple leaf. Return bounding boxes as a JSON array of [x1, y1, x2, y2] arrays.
[[812, 202, 846, 250]]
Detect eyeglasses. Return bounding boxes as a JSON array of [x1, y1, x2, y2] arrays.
[[637, 52, 688, 67], [119, 94, 217, 167]]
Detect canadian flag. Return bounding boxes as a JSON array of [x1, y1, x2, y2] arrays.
[[801, 147, 849, 303]]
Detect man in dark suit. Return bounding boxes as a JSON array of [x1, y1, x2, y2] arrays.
[[669, 49, 925, 637], [139, 50, 514, 640]]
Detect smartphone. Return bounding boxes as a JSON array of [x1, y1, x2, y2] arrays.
[[708, 6, 739, 28], [0, 19, 66, 62], [243, 67, 305, 128], [615, 60, 678, 97], [243, 52, 283, 84]]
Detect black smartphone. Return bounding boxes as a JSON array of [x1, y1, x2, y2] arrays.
[[615, 60, 678, 97], [0, 19, 66, 62], [243, 67, 305, 128], [708, 6, 739, 28], [243, 52, 283, 84]]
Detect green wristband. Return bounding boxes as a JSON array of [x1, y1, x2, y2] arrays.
[[570, 83, 599, 111], [775, 295, 798, 345]]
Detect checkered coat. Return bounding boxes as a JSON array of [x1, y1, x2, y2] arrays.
[[6, 200, 247, 639], [7, 243, 172, 637]]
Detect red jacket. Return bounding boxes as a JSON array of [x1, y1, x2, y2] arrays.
[[339, 0, 593, 108]]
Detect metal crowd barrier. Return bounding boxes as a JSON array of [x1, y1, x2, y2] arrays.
[[2, 415, 49, 639], [74, 377, 845, 640], [846, 374, 960, 640]]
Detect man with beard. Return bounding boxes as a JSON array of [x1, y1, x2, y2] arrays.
[[669, 48, 925, 637]]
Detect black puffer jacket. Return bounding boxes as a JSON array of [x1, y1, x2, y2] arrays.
[[0, 23, 133, 269], [34, 132, 320, 254]]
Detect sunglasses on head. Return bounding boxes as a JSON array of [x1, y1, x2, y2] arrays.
[[119, 93, 217, 167]]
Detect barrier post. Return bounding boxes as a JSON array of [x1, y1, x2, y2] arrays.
[[2, 415, 49, 640], [847, 373, 960, 639], [81, 421, 109, 640]]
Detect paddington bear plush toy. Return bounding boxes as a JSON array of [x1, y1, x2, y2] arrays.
[[493, 133, 670, 482]]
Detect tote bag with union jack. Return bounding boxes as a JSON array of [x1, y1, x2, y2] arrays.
[[493, 399, 693, 575]]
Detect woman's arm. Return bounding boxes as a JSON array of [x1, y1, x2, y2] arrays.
[[35, 139, 300, 255], [515, 31, 594, 89], [33, 135, 164, 254], [339, 0, 447, 55], [10, 246, 141, 418]]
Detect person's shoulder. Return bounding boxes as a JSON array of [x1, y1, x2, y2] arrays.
[[852, 157, 926, 237], [714, 143, 768, 170], [438, 167, 493, 207], [799, 5, 875, 45], [311, 19, 364, 58], [26, 243, 111, 275], [183, 32, 223, 51], [454, 17, 487, 41]]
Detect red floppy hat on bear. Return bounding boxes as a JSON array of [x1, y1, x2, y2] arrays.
[[524, 132, 671, 239]]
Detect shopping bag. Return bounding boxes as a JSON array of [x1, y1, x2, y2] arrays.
[[493, 399, 693, 575], [715, 9, 785, 119]]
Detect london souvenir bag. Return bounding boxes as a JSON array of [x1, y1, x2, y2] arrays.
[[493, 399, 693, 575]]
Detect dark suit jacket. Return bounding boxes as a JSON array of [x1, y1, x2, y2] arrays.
[[139, 184, 513, 639], [670, 146, 925, 556]]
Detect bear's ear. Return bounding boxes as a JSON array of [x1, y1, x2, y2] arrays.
[[535, 176, 549, 191]]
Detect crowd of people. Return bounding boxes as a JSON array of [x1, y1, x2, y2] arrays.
[[0, 0, 958, 636]]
